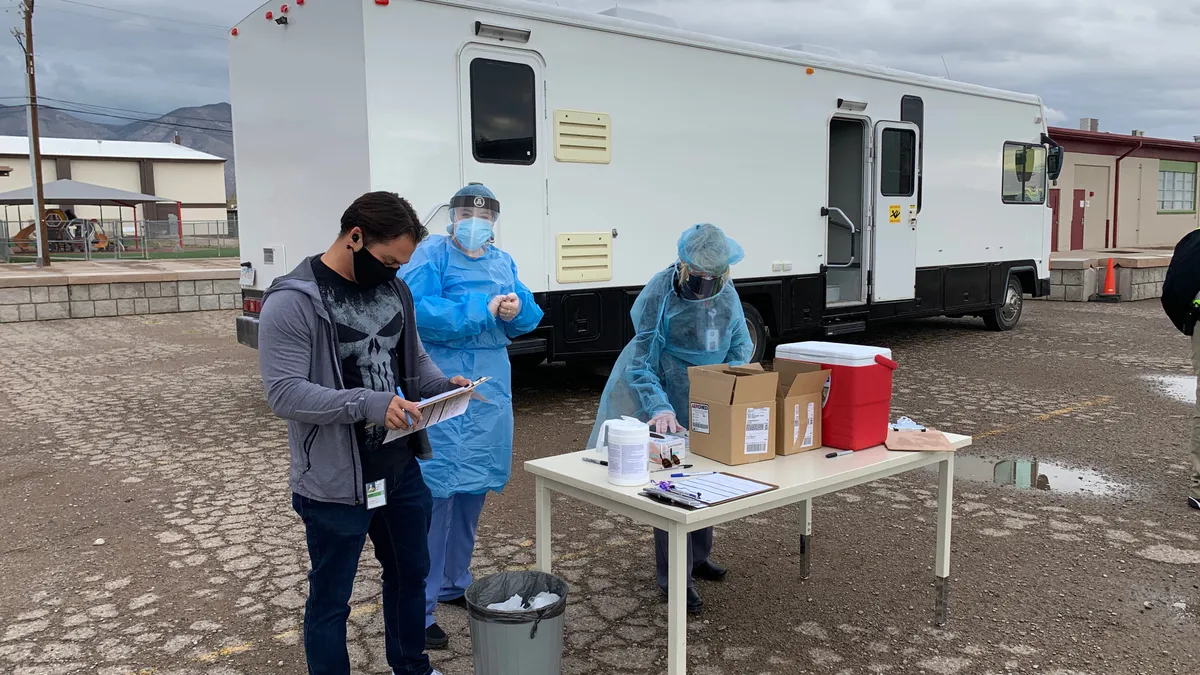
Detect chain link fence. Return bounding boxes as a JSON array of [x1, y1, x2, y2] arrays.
[[1, 219, 239, 263]]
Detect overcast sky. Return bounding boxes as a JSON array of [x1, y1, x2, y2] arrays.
[[1, 0, 1197, 140]]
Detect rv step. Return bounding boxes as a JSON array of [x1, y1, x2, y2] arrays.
[[823, 321, 866, 336]]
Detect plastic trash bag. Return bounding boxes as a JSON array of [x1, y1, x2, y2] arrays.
[[466, 571, 569, 638]]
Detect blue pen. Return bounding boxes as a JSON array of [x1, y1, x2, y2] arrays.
[[670, 471, 716, 478], [396, 386, 414, 427]]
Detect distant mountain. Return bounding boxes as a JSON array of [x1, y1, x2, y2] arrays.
[[0, 102, 236, 199]]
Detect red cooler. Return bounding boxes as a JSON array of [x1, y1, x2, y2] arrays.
[[775, 341, 898, 451]]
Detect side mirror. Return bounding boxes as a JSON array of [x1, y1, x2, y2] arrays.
[[1046, 146, 1064, 181]]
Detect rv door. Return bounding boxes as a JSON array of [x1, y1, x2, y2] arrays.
[[458, 45, 547, 279], [871, 121, 920, 303]]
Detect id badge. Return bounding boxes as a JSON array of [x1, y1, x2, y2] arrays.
[[705, 328, 720, 352], [366, 480, 387, 510]]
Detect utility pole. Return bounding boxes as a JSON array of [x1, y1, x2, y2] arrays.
[[13, 0, 49, 267]]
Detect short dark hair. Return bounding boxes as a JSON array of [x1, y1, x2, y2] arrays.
[[340, 191, 427, 245]]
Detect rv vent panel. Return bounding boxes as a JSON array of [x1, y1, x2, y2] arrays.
[[554, 110, 612, 164], [555, 232, 613, 283]]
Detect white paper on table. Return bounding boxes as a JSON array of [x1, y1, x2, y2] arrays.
[[670, 472, 775, 506]]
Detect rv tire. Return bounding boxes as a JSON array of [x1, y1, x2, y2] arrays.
[[983, 276, 1024, 332], [741, 302, 767, 364]]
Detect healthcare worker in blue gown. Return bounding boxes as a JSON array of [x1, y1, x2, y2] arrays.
[[401, 183, 544, 650], [587, 223, 754, 615]]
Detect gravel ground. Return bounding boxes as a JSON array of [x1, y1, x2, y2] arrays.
[[1, 300, 1197, 675]]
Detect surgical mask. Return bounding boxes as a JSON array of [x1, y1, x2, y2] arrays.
[[453, 217, 494, 253], [352, 245, 399, 289]]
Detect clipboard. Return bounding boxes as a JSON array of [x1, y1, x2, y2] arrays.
[[382, 377, 490, 443], [641, 472, 778, 509]]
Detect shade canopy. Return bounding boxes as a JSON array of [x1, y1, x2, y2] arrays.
[[0, 179, 173, 206]]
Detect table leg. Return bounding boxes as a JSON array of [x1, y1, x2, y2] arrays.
[[799, 498, 812, 580], [667, 523, 688, 675], [935, 455, 955, 626], [535, 475, 552, 573]]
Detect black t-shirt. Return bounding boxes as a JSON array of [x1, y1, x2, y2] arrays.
[[311, 257, 411, 484]]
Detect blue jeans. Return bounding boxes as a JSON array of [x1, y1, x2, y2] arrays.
[[292, 459, 433, 675], [425, 492, 488, 627]]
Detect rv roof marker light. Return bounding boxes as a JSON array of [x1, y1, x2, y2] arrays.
[[375, 0, 390, 5], [837, 98, 867, 112], [806, 68, 815, 75], [280, 4, 289, 13], [296, 0, 303, 4], [231, 27, 238, 36], [265, 10, 273, 19], [474, 21, 531, 43]]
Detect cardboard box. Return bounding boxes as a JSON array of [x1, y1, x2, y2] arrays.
[[774, 360, 828, 455], [687, 363, 779, 466]]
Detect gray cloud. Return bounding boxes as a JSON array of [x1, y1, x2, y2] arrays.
[[1, 0, 1196, 140]]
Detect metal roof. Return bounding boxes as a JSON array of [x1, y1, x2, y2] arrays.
[[0, 136, 225, 162], [0, 179, 173, 206], [1049, 127, 1200, 154]]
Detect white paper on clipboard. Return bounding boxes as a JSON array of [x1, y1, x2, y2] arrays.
[[383, 377, 490, 443]]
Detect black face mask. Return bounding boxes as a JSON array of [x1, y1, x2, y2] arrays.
[[352, 245, 398, 289]]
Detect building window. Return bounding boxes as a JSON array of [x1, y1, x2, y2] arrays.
[[1001, 142, 1047, 205], [1158, 160, 1196, 213], [470, 58, 537, 165], [900, 96, 924, 212], [880, 128, 916, 197]]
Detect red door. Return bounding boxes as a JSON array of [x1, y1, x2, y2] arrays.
[[1070, 189, 1086, 251], [1049, 189, 1060, 253]]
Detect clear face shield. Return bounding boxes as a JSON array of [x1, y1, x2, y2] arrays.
[[677, 263, 730, 301], [450, 206, 499, 227]]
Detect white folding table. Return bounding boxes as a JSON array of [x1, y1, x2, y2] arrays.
[[524, 433, 970, 675]]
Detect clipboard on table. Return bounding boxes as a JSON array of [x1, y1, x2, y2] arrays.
[[640, 472, 778, 510]]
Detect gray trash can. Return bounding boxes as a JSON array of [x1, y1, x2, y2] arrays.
[[466, 571, 569, 675]]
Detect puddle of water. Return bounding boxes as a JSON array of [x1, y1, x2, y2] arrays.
[[940, 456, 1128, 496], [1143, 375, 1196, 405]]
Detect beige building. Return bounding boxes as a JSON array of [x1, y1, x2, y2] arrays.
[[1048, 123, 1200, 251], [0, 136, 227, 236]]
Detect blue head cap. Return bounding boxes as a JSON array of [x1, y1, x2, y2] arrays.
[[677, 224, 744, 276]]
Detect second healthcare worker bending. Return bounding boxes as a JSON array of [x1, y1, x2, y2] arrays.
[[587, 223, 754, 614], [401, 184, 544, 650]]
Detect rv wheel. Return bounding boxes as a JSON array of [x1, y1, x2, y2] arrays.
[[741, 302, 768, 363], [983, 276, 1024, 332]]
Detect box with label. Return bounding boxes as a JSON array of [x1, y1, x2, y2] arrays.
[[773, 360, 828, 455], [686, 363, 778, 466]]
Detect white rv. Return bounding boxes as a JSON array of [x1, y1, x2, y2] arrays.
[[230, 0, 1063, 362]]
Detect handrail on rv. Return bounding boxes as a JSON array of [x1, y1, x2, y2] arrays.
[[821, 206, 857, 234], [821, 206, 858, 269], [423, 203, 449, 228]]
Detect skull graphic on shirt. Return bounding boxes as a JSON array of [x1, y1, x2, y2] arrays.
[[328, 291, 406, 449]]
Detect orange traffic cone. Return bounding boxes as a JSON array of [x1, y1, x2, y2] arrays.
[[1096, 257, 1120, 302]]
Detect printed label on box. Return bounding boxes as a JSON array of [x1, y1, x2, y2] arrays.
[[690, 403, 710, 434], [792, 403, 801, 444], [802, 402, 815, 447], [745, 406, 770, 454]]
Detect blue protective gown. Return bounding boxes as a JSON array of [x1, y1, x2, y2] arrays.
[[401, 235, 544, 498], [587, 265, 754, 449]]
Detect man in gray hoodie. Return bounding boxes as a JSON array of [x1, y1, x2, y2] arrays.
[[259, 192, 468, 675]]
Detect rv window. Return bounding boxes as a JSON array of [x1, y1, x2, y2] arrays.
[[1001, 142, 1047, 205], [900, 96, 924, 212], [880, 128, 916, 197], [470, 58, 537, 165]]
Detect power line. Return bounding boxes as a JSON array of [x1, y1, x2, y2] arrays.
[[37, 5, 227, 41], [40, 97, 231, 125], [0, 96, 231, 126], [33, 103, 234, 134], [50, 0, 228, 29]]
